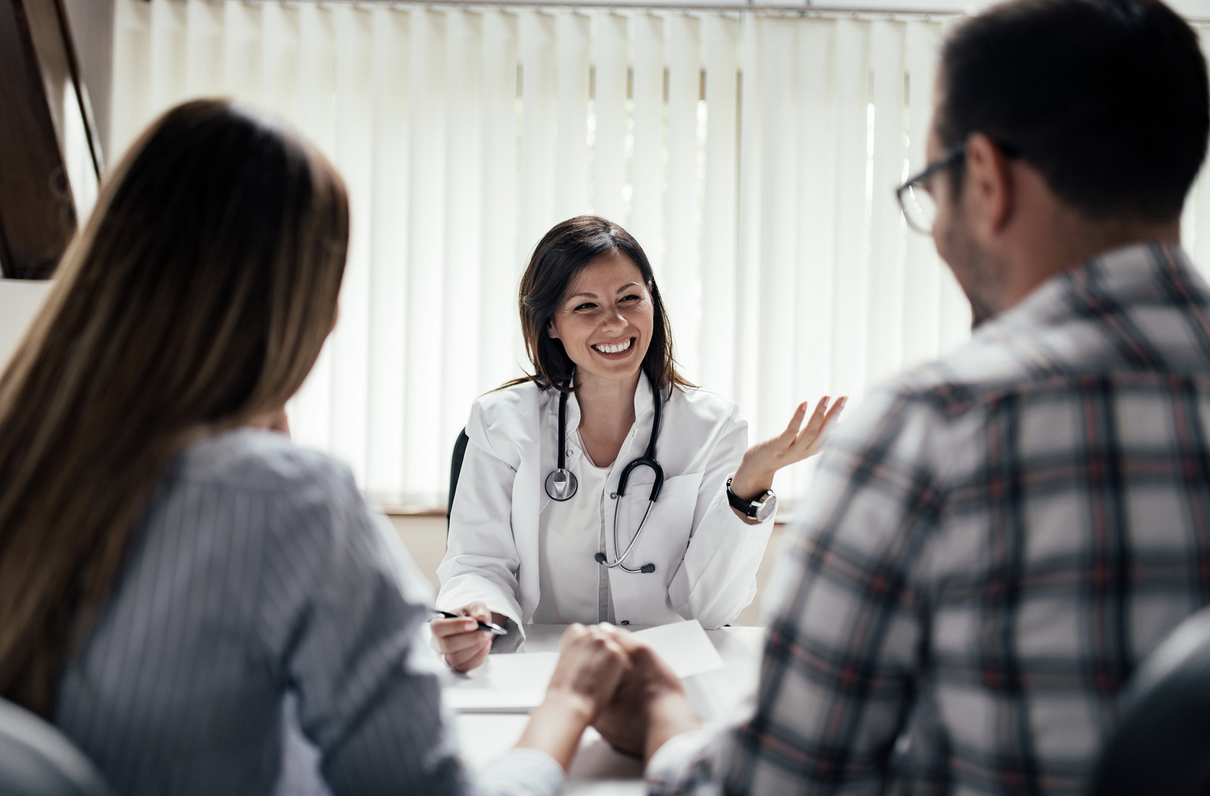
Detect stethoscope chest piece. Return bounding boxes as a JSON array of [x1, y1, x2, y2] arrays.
[[545, 468, 578, 501]]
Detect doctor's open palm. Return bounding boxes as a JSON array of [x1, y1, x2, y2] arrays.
[[725, 395, 847, 517]]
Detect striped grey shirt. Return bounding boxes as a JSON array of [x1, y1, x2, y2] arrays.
[[53, 429, 562, 796]]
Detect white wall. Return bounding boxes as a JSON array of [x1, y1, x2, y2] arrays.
[[0, 279, 53, 369]]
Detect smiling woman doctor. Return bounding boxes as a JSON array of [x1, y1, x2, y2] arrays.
[[433, 216, 845, 671]]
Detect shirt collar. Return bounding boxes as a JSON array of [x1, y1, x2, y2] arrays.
[[980, 241, 1193, 337]]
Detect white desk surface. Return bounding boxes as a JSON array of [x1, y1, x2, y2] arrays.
[[440, 624, 766, 795]]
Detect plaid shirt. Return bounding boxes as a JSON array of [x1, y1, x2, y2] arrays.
[[648, 242, 1210, 795]]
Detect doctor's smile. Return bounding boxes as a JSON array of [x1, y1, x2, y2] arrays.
[[590, 338, 633, 357]]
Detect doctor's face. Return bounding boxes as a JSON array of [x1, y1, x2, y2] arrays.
[[547, 250, 655, 391]]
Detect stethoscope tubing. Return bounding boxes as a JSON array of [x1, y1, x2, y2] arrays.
[[544, 389, 580, 501], [605, 498, 656, 572], [546, 376, 664, 573]]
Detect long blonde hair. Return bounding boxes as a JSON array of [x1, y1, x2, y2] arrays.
[[0, 99, 349, 715]]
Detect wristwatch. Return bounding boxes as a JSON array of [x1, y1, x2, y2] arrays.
[[726, 477, 777, 522]]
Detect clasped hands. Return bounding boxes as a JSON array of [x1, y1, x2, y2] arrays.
[[505, 622, 703, 767]]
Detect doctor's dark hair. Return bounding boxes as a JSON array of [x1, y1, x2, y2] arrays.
[[508, 215, 692, 395], [936, 0, 1208, 222], [0, 99, 348, 716]]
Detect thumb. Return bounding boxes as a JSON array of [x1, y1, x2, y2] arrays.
[[464, 602, 492, 623]]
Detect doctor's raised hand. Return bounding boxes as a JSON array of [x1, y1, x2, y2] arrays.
[[726, 396, 847, 525], [435, 215, 845, 670]]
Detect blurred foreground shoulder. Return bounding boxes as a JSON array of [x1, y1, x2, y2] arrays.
[[175, 427, 361, 502]]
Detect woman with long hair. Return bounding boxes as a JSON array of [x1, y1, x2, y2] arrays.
[[0, 100, 629, 796], [434, 216, 845, 671]]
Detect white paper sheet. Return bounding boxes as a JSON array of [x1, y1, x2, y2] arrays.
[[442, 620, 725, 714], [631, 620, 725, 679], [441, 652, 560, 713]]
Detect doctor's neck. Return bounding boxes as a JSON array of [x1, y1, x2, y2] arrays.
[[573, 368, 642, 428]]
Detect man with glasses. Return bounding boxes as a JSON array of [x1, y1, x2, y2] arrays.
[[589, 0, 1210, 793]]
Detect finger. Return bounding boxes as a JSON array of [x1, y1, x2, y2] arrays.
[[789, 396, 847, 459], [463, 645, 491, 671], [437, 627, 496, 655], [590, 623, 625, 641], [446, 638, 491, 671], [443, 628, 493, 655], [580, 626, 617, 656], [582, 629, 633, 675], [610, 632, 655, 654], [584, 625, 630, 658], [779, 402, 809, 442], [801, 397, 830, 432], [602, 637, 633, 672], [827, 396, 848, 421], [464, 602, 492, 623], [811, 397, 847, 437], [558, 623, 589, 651], [430, 617, 481, 639], [790, 396, 835, 447]]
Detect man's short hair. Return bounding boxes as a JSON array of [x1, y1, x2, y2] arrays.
[[937, 0, 1209, 222]]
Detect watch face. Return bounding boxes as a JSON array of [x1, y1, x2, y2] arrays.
[[756, 493, 778, 523]]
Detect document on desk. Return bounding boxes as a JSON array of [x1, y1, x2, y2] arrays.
[[443, 620, 725, 714], [442, 653, 562, 713], [631, 620, 725, 678]]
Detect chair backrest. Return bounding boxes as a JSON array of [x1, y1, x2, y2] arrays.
[[1085, 607, 1210, 796], [0, 698, 113, 796], [447, 428, 470, 533]]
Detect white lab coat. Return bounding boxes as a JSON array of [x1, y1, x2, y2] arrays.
[[436, 374, 774, 635]]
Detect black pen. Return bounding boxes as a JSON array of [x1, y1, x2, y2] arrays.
[[431, 610, 508, 636]]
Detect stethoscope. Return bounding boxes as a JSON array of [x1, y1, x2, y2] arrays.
[[543, 378, 664, 574]]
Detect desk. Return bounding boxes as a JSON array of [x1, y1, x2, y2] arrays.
[[442, 624, 765, 795]]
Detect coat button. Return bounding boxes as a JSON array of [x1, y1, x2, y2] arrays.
[[620, 620, 630, 626], [610, 492, 617, 499]]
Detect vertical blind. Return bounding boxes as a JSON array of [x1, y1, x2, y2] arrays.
[[110, 0, 1210, 508]]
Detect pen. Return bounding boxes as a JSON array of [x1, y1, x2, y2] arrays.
[[431, 610, 508, 636]]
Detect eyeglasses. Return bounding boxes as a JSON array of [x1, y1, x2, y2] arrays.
[[896, 144, 966, 235]]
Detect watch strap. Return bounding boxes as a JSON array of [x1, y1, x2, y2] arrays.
[[726, 477, 765, 519]]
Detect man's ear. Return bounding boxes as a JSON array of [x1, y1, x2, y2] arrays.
[[963, 132, 1015, 239]]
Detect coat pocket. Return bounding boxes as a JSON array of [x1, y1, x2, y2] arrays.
[[613, 471, 704, 582]]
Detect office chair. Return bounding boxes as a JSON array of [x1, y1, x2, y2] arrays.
[[1085, 606, 1210, 796], [447, 428, 470, 532], [0, 698, 113, 796]]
